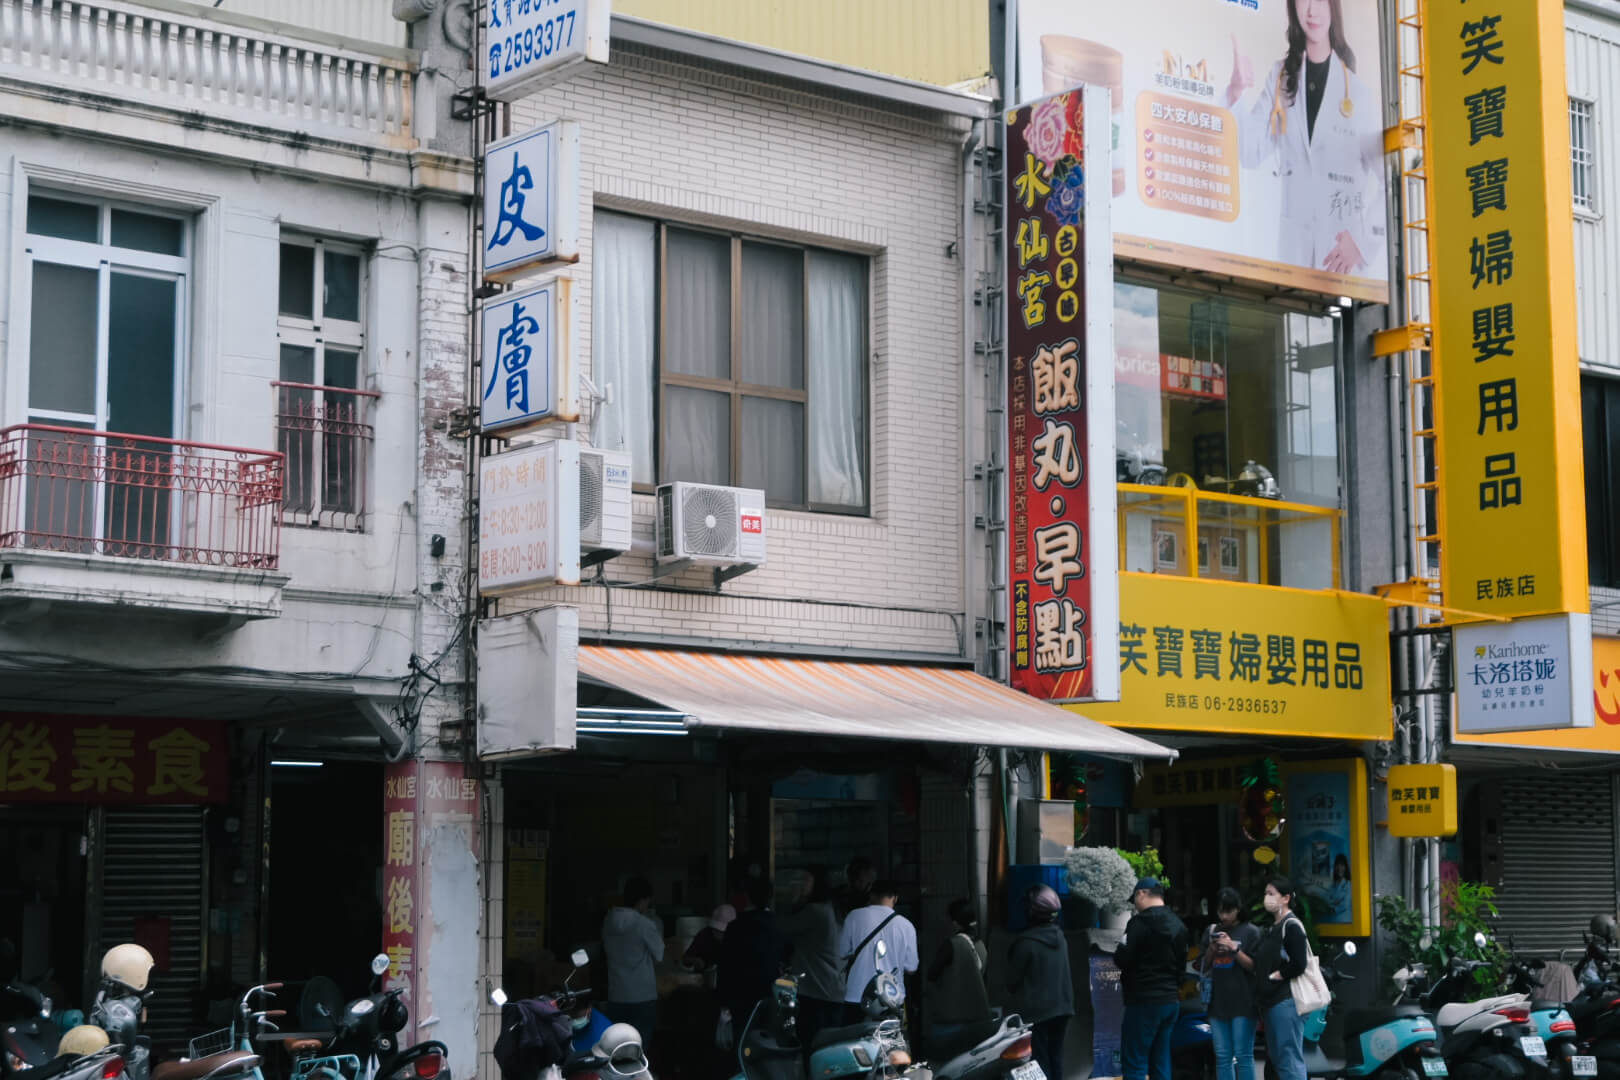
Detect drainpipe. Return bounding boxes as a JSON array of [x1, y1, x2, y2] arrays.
[[962, 120, 983, 666]]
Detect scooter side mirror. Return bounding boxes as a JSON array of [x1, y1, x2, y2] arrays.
[[1342, 942, 1358, 958], [875, 939, 888, 960], [1474, 932, 1489, 949], [490, 988, 508, 1007], [572, 949, 590, 969], [372, 954, 391, 977]]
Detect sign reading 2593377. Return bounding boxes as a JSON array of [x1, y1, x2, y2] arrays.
[[486, 0, 611, 103]]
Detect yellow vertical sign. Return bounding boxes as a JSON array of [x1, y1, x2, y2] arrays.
[[1424, 0, 1587, 617]]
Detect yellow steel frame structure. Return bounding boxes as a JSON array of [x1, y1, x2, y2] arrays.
[[1374, 0, 1446, 624], [1115, 483, 1344, 589]]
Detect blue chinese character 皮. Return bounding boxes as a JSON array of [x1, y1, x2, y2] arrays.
[[488, 151, 546, 251]]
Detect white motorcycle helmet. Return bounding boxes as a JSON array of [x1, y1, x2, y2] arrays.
[[57, 1025, 110, 1058], [101, 944, 155, 994], [593, 1024, 648, 1079]]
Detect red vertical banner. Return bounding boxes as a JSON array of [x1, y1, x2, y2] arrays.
[[1006, 86, 1120, 703], [382, 760, 481, 1033], [382, 762, 419, 1012]]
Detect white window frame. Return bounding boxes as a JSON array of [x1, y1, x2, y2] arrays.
[[1572, 96, 1599, 217], [275, 235, 370, 529], [19, 194, 190, 545], [22, 197, 190, 436]]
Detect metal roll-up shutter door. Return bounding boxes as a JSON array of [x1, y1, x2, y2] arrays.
[[96, 806, 207, 1049], [1493, 774, 1617, 957]]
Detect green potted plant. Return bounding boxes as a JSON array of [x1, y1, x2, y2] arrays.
[[1117, 846, 1170, 891]]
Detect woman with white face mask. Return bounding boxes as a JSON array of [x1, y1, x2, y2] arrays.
[[1251, 878, 1310, 1080]]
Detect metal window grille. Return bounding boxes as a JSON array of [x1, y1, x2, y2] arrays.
[[1572, 98, 1597, 212], [273, 382, 378, 531]]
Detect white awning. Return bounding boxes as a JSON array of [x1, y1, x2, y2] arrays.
[[577, 645, 1178, 760]]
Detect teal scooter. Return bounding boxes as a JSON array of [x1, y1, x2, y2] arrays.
[[1268, 942, 1448, 1080], [732, 939, 918, 1080]]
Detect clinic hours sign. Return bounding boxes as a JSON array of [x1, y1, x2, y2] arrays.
[[485, 0, 611, 102], [479, 439, 581, 594]]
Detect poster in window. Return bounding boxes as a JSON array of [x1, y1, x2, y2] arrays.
[[1287, 769, 1353, 925], [1006, 85, 1121, 703], [1219, 535, 1241, 575], [1154, 526, 1179, 572], [1017, 0, 1389, 302]]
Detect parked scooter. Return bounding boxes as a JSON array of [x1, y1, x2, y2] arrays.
[[3, 978, 60, 1076], [490, 950, 651, 1080], [89, 945, 260, 1080], [1396, 935, 1545, 1080], [25, 1025, 131, 1080], [916, 1013, 1039, 1080], [1503, 954, 1582, 1080], [731, 939, 917, 1080], [268, 956, 445, 1080], [1307, 942, 1445, 1080]]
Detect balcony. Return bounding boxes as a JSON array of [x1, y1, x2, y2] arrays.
[[1118, 482, 1342, 591], [0, 0, 414, 152], [0, 424, 289, 623], [274, 381, 378, 533]]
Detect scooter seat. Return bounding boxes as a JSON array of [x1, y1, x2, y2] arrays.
[[920, 1019, 1004, 1063], [152, 1051, 262, 1080], [812, 1023, 879, 1052], [1344, 1006, 1429, 1038]]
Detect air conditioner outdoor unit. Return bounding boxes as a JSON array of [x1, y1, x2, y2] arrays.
[[578, 447, 632, 555], [656, 482, 767, 566]]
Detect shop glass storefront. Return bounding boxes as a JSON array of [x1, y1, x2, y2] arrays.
[[1114, 280, 1342, 590]]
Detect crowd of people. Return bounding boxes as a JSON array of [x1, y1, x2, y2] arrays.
[[590, 861, 1084, 1080], [1113, 875, 1311, 1080]]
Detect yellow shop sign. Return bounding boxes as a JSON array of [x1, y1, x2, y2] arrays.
[[1075, 574, 1392, 739], [1385, 763, 1459, 838]]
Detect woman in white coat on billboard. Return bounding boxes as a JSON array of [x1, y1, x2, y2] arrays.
[[1226, 0, 1385, 279]]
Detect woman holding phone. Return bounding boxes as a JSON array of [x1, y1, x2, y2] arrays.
[[1201, 888, 1261, 1080], [1225, 0, 1385, 278]]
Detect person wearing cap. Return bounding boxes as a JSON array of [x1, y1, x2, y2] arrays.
[[1113, 878, 1189, 1080], [1007, 884, 1074, 1080]]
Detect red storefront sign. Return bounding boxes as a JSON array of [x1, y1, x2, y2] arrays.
[[381, 760, 480, 1032], [0, 714, 226, 802], [1006, 87, 1120, 703]]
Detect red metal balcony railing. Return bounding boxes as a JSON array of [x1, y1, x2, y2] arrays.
[[0, 424, 283, 570], [273, 382, 379, 532]]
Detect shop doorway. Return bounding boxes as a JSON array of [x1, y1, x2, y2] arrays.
[[0, 806, 89, 1006], [266, 761, 383, 1001]]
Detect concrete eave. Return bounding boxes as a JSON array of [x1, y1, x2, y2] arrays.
[[1568, 0, 1620, 22], [610, 14, 994, 120]]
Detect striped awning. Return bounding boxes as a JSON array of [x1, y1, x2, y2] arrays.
[[577, 645, 1177, 759]]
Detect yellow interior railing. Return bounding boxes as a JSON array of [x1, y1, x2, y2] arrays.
[[1117, 483, 1343, 589]]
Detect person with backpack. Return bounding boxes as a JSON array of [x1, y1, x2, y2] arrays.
[[1253, 877, 1311, 1080], [1201, 888, 1261, 1080], [927, 898, 993, 1039], [1006, 885, 1075, 1080], [838, 881, 918, 1022]]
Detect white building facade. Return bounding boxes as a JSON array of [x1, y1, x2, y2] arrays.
[[0, 0, 479, 1067]]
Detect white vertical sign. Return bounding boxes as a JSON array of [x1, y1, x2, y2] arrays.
[[477, 606, 580, 757], [486, 0, 611, 102], [1454, 613, 1596, 733], [479, 440, 581, 593], [480, 277, 578, 433], [484, 121, 580, 281]]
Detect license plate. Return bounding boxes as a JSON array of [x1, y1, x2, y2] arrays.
[[1521, 1037, 1548, 1059], [1012, 1063, 1047, 1080], [1573, 1057, 1599, 1077], [1422, 1059, 1449, 1077]]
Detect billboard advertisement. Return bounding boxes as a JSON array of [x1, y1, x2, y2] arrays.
[[1017, 0, 1390, 302], [1006, 85, 1120, 703]]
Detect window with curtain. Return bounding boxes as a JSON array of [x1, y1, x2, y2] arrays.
[[591, 211, 869, 513]]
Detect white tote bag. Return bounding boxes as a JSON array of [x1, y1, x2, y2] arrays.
[[1285, 917, 1332, 1015]]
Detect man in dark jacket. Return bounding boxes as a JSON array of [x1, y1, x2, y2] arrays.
[[1113, 878, 1190, 1080], [717, 877, 788, 1030], [1007, 885, 1074, 1080]]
